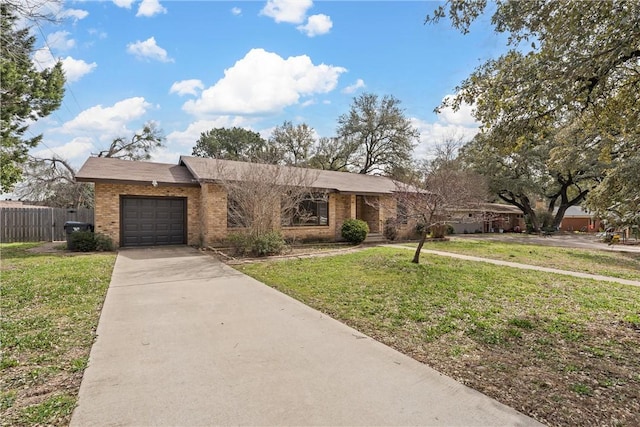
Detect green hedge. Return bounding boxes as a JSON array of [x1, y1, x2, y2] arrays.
[[341, 219, 369, 244]]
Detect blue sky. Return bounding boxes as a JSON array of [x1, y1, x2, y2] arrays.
[[26, 0, 508, 170]]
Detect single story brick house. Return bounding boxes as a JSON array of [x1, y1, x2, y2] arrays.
[[558, 206, 602, 232], [76, 156, 409, 248]]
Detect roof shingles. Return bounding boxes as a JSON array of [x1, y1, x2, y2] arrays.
[[76, 157, 197, 186], [76, 156, 402, 194]]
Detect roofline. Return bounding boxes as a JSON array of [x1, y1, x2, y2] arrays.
[[76, 177, 199, 187]]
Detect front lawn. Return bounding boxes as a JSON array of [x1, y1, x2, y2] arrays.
[[237, 247, 640, 427], [406, 238, 640, 281], [0, 243, 116, 426]]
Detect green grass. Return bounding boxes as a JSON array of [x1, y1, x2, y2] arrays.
[[237, 247, 640, 426], [0, 243, 116, 426], [406, 238, 640, 280]]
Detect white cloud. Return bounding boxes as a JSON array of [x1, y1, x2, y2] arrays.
[[60, 8, 89, 21], [167, 117, 249, 147], [126, 37, 173, 62], [112, 0, 135, 9], [61, 97, 151, 137], [32, 48, 96, 83], [32, 137, 95, 163], [297, 14, 332, 37], [260, 0, 312, 24], [183, 48, 346, 116], [437, 95, 478, 126], [88, 28, 108, 39], [342, 78, 365, 94], [410, 94, 480, 159], [149, 147, 183, 164], [46, 31, 75, 51], [231, 7, 242, 16], [169, 79, 204, 96], [32, 47, 56, 69], [137, 0, 167, 17], [61, 57, 98, 83]]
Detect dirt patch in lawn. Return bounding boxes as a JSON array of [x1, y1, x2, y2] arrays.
[[386, 319, 640, 426]]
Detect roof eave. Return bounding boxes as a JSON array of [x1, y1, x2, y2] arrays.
[[76, 177, 199, 187]]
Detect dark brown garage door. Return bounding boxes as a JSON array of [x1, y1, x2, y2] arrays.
[[121, 197, 186, 247]]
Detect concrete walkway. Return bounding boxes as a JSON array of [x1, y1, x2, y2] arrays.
[[386, 244, 640, 288], [71, 246, 541, 426]]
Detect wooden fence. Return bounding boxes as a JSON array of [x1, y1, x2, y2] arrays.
[[0, 207, 94, 243]]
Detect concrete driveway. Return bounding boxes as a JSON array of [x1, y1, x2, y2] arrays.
[[71, 246, 541, 426]]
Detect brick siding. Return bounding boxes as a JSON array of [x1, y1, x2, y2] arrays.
[[94, 183, 201, 247], [95, 182, 398, 247]]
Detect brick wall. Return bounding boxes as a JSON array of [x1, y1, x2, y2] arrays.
[[94, 183, 201, 247], [199, 182, 228, 245], [332, 193, 355, 240], [95, 181, 397, 246]]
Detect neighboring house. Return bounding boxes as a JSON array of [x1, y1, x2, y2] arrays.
[[76, 156, 409, 248], [558, 206, 602, 232], [450, 203, 525, 234]]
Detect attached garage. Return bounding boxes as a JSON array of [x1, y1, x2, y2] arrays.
[[120, 197, 187, 247]]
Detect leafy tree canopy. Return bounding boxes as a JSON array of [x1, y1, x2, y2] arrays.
[[192, 127, 281, 164], [337, 93, 419, 175], [1, 2, 65, 193], [428, 0, 639, 225], [270, 121, 315, 167]]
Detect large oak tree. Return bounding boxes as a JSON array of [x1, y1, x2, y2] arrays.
[[337, 93, 419, 175], [428, 0, 640, 226]]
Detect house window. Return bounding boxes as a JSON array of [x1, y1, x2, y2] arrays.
[[227, 197, 247, 228], [285, 196, 329, 226]]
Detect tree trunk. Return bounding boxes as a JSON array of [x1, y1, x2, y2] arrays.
[[525, 207, 540, 232], [412, 230, 428, 263]]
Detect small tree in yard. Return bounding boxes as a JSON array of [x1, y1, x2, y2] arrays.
[[212, 161, 319, 255], [398, 143, 487, 263]]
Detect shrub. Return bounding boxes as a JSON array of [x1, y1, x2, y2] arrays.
[[341, 219, 369, 244], [69, 231, 95, 251], [93, 233, 115, 251], [251, 231, 285, 256], [446, 224, 455, 235], [226, 231, 286, 257], [227, 232, 252, 256], [68, 232, 114, 252], [383, 218, 398, 241], [430, 224, 447, 238]]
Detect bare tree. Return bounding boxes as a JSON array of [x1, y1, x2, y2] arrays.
[[211, 161, 320, 238], [17, 123, 165, 207], [95, 121, 164, 160], [396, 142, 487, 263], [15, 156, 93, 208]]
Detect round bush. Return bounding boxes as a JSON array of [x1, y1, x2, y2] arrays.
[[341, 219, 369, 244], [68, 231, 96, 252], [251, 231, 286, 257], [68, 232, 114, 252]]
